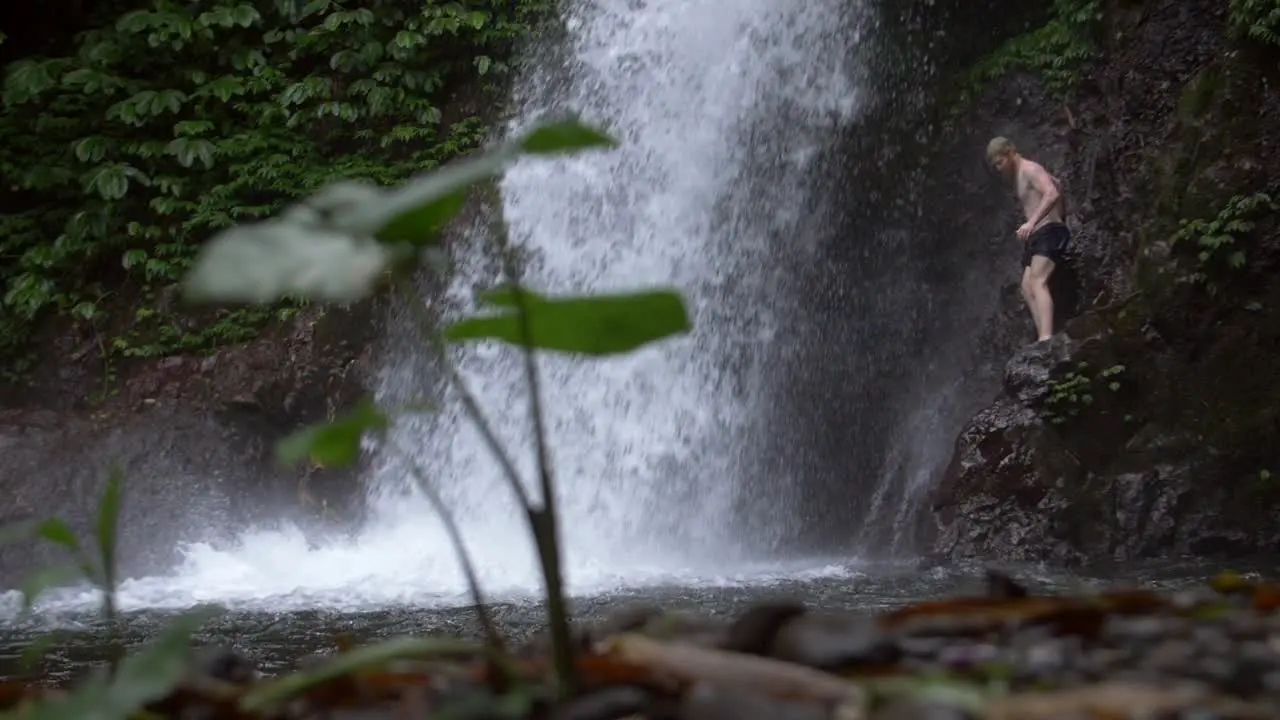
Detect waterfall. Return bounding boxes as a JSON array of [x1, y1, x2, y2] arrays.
[[365, 0, 865, 590], [1, 0, 869, 614]]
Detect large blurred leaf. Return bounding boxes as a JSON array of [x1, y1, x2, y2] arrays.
[[366, 150, 514, 246], [95, 466, 124, 596], [518, 120, 618, 155], [16, 673, 113, 720], [184, 221, 394, 304], [33, 518, 82, 553], [19, 630, 70, 673], [19, 565, 81, 614], [13, 608, 217, 720], [240, 636, 480, 711], [444, 287, 691, 356], [103, 608, 219, 713], [362, 118, 619, 245], [276, 398, 389, 468], [32, 518, 98, 582]]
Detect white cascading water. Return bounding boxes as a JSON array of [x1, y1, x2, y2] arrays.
[[5, 0, 866, 614]]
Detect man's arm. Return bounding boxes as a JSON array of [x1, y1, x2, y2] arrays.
[[1022, 162, 1061, 230]]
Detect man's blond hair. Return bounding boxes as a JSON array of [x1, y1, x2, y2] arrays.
[[986, 136, 1016, 163]]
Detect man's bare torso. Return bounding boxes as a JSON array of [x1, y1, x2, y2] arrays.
[[1016, 159, 1066, 230]]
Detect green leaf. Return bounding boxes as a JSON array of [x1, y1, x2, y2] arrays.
[[83, 164, 132, 200], [3, 59, 59, 105], [375, 188, 468, 246], [18, 630, 69, 673], [20, 565, 82, 614], [35, 518, 83, 554], [360, 119, 617, 243], [70, 302, 97, 321], [16, 673, 113, 720], [96, 466, 124, 595], [518, 120, 619, 155], [444, 287, 692, 356], [240, 636, 481, 712], [33, 518, 99, 582], [101, 607, 219, 714], [275, 398, 389, 468], [230, 4, 261, 27], [864, 676, 990, 713], [73, 137, 110, 163], [363, 147, 519, 246], [183, 220, 394, 304], [165, 137, 216, 169], [434, 687, 541, 720], [121, 249, 148, 270]]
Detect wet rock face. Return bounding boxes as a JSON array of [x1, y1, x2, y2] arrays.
[[932, 313, 1280, 567], [0, 299, 386, 585]]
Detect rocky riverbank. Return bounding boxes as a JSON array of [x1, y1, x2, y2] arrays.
[[7, 571, 1280, 718]]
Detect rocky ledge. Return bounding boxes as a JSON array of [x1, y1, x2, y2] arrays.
[[929, 296, 1280, 566], [9, 571, 1280, 719]]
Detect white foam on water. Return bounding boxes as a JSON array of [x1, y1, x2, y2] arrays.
[[0, 0, 866, 618]]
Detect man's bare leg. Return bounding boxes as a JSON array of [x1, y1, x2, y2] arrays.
[[1027, 255, 1056, 341], [1019, 267, 1042, 339]]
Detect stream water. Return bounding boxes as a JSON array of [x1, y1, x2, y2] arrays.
[[1, 558, 1272, 684]]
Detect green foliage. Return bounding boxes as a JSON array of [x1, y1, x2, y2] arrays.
[[957, 0, 1102, 106], [7, 609, 218, 720], [6, 467, 126, 629], [184, 115, 690, 702], [2, 466, 221, 719], [1170, 192, 1278, 295], [0, 0, 553, 377], [1042, 361, 1125, 425], [1230, 0, 1280, 46]]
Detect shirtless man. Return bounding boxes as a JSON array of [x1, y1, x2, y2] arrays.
[[987, 136, 1070, 343]]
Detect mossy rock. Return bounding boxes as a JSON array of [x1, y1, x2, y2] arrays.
[[1135, 51, 1272, 302], [1177, 65, 1223, 123]]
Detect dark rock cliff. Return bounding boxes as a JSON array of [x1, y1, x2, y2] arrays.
[[923, 0, 1280, 565]]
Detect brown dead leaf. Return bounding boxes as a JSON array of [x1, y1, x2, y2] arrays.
[[879, 590, 1165, 639], [987, 681, 1271, 720], [602, 633, 864, 704]]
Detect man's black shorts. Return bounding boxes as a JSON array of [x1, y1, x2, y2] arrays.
[[1022, 221, 1071, 268]]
